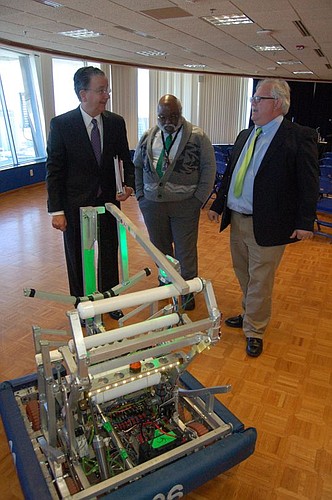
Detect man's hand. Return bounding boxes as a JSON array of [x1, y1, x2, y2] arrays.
[[290, 229, 313, 240], [116, 186, 134, 202], [52, 214, 67, 232], [208, 210, 220, 223]]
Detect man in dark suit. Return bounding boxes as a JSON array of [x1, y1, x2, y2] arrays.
[[46, 66, 135, 316], [208, 78, 319, 357]]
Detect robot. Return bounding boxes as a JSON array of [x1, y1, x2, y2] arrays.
[[0, 204, 256, 499]]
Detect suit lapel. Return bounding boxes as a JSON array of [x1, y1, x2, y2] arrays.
[[101, 113, 111, 146], [231, 128, 253, 173], [101, 114, 109, 165], [257, 119, 288, 171], [72, 107, 97, 163]]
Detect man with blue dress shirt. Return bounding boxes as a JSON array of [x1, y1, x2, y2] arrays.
[[208, 78, 319, 357]]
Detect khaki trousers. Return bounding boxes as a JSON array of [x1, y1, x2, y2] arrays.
[[230, 211, 286, 338]]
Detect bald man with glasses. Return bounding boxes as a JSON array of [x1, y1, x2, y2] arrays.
[[134, 94, 216, 311], [208, 78, 319, 357], [46, 66, 135, 319]]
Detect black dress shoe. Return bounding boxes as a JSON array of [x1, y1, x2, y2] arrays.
[[225, 315, 243, 328], [181, 293, 195, 311], [246, 337, 263, 357], [109, 310, 124, 320]]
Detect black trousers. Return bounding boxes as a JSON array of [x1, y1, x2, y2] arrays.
[[63, 207, 119, 298]]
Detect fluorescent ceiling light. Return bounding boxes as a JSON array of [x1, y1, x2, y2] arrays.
[[59, 29, 101, 38], [277, 60, 302, 65], [252, 45, 284, 52], [257, 29, 273, 35], [135, 31, 156, 39], [202, 14, 253, 26], [114, 25, 155, 39], [292, 71, 313, 74], [136, 50, 168, 57], [183, 64, 206, 68], [33, 0, 62, 7]]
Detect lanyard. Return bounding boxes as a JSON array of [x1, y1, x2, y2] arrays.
[[160, 125, 182, 164]]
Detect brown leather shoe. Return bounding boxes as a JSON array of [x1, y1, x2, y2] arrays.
[[225, 315, 243, 328]]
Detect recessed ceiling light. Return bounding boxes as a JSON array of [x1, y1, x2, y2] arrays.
[[292, 71, 313, 74], [59, 29, 101, 38], [183, 64, 206, 68], [202, 14, 253, 26], [136, 50, 168, 57], [251, 45, 284, 52], [277, 60, 302, 65]]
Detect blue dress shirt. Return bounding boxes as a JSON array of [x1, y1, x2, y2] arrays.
[[227, 115, 283, 214]]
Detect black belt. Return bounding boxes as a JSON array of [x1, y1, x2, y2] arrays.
[[233, 211, 252, 217]]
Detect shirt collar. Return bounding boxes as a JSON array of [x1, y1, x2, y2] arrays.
[[80, 106, 102, 128], [259, 115, 283, 134]]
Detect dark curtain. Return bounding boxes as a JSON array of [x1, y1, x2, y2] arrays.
[[312, 83, 332, 144], [250, 79, 332, 150]]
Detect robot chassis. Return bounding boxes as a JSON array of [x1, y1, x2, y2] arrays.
[[0, 203, 257, 499]]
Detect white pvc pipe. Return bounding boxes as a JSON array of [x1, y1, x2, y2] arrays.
[[35, 350, 62, 366], [69, 313, 180, 352], [91, 373, 161, 404], [77, 278, 203, 320]]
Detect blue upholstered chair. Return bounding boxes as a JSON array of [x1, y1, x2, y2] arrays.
[[315, 165, 332, 240]]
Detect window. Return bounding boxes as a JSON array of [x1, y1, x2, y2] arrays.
[[0, 48, 46, 170], [137, 68, 149, 140]]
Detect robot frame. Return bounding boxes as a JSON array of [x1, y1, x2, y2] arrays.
[[0, 203, 257, 500]]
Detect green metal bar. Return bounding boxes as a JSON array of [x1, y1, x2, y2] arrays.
[[80, 207, 105, 295], [83, 247, 97, 295], [118, 223, 129, 283]]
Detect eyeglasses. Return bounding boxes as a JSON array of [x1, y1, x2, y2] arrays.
[[250, 96, 276, 104], [85, 88, 111, 95], [158, 114, 180, 122]]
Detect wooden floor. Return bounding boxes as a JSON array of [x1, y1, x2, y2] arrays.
[[0, 183, 332, 500]]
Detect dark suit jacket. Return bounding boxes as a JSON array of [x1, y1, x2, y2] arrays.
[[46, 107, 135, 214], [46, 107, 135, 296], [210, 119, 319, 246]]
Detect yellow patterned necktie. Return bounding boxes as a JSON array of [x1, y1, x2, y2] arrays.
[[156, 134, 173, 178], [233, 127, 262, 197]]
